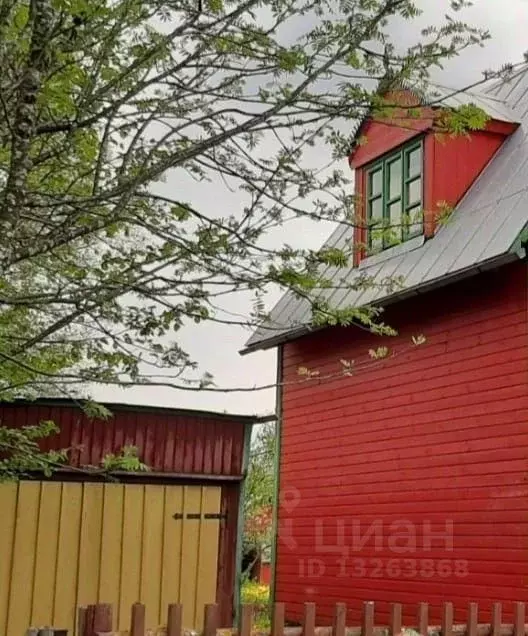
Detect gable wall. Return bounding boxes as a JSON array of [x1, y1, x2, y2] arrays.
[[425, 130, 510, 233], [276, 261, 528, 625]]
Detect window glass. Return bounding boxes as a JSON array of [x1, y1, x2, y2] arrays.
[[369, 169, 382, 196], [388, 200, 402, 243], [369, 197, 383, 223], [371, 230, 383, 252], [407, 146, 421, 178], [407, 204, 423, 236], [368, 197, 383, 251], [388, 159, 402, 200], [364, 139, 423, 254], [406, 177, 421, 207]]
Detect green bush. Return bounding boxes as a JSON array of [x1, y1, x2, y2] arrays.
[[241, 581, 271, 630]]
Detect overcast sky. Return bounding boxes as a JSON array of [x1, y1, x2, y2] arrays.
[[92, 0, 528, 417]]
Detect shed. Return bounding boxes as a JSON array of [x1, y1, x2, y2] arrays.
[[0, 399, 272, 636]]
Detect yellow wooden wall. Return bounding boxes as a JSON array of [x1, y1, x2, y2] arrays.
[[0, 481, 221, 636]]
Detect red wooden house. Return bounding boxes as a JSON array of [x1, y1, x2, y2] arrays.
[[242, 67, 528, 625]]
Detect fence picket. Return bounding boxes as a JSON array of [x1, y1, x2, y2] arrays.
[[240, 603, 253, 636], [514, 603, 525, 636], [442, 602, 453, 636], [93, 602, 113, 635], [130, 602, 146, 636], [38, 598, 528, 636], [303, 602, 316, 636], [85, 605, 96, 636], [204, 604, 219, 636], [333, 603, 347, 636], [390, 604, 402, 636], [467, 603, 478, 636], [272, 603, 285, 636], [167, 604, 183, 636], [418, 603, 428, 636], [362, 602, 374, 636], [491, 603, 502, 636], [78, 606, 88, 636]]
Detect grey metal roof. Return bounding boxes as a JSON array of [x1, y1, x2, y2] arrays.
[[242, 67, 528, 354], [346, 78, 519, 151], [427, 82, 519, 123]]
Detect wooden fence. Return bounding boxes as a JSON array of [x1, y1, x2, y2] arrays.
[[30, 600, 528, 636]]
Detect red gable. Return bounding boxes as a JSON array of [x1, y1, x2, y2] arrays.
[[349, 89, 518, 266]]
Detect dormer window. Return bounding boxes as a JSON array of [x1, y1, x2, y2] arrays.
[[366, 139, 423, 251]]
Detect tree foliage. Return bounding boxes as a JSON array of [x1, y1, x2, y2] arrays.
[[0, 415, 148, 481], [244, 422, 275, 556], [0, 419, 67, 479], [0, 0, 502, 398]]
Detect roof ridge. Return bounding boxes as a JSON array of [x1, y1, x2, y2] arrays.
[[428, 81, 507, 104], [483, 62, 528, 95]]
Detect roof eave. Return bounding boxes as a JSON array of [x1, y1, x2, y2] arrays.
[[239, 326, 313, 356], [240, 251, 523, 355], [5, 397, 276, 424]]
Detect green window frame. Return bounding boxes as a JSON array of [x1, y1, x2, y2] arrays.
[[366, 139, 423, 252]]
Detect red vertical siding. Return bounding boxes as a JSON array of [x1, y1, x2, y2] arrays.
[[0, 403, 249, 476], [277, 262, 528, 625]]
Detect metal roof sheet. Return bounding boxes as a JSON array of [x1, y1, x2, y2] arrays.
[[243, 68, 528, 354], [427, 83, 518, 123]]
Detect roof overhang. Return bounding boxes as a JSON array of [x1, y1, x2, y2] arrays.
[[4, 397, 276, 424], [240, 249, 524, 356]]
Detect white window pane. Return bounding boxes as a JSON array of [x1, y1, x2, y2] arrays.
[[369, 197, 382, 222], [407, 146, 422, 178], [407, 204, 423, 236], [371, 232, 383, 252], [407, 177, 422, 206], [369, 197, 383, 251], [388, 159, 402, 200], [369, 169, 382, 196], [388, 199, 402, 243]]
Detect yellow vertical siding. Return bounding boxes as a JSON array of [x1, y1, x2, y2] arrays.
[[31, 482, 62, 626], [0, 484, 17, 635], [99, 484, 125, 613], [140, 484, 165, 629], [7, 481, 41, 636], [0, 481, 221, 636], [118, 483, 144, 629], [77, 482, 104, 607], [160, 485, 184, 623], [179, 486, 202, 629], [53, 482, 82, 630], [195, 487, 222, 629]]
